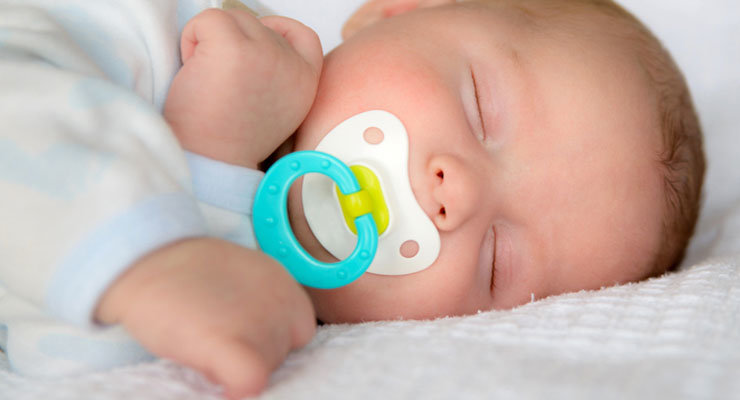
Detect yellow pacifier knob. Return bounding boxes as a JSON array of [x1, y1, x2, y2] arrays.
[[335, 165, 390, 236]]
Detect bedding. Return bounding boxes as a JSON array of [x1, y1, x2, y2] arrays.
[[2, 0, 739, 399]]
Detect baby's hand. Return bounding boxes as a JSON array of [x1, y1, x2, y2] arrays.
[[164, 9, 323, 168], [96, 238, 316, 399]]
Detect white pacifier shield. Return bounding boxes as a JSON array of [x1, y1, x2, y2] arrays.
[[302, 110, 441, 276]]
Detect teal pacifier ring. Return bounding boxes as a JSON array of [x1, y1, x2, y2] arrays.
[[253, 151, 379, 289]]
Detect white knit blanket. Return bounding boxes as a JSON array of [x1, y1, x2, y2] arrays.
[[2, 1, 739, 399]]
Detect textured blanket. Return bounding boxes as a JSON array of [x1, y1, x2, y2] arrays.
[[2, 0, 739, 399]]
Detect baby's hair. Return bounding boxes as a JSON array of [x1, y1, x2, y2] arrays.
[[466, 0, 706, 275], [598, 3, 707, 275]]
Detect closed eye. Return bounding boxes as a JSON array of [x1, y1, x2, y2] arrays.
[[471, 66, 486, 141], [490, 225, 498, 292]]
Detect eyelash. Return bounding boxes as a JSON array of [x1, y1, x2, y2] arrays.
[[470, 67, 486, 141]]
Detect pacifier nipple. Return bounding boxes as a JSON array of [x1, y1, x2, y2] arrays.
[[302, 110, 441, 276]]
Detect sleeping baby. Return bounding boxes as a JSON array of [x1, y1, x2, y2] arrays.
[[0, 0, 704, 398], [289, 0, 707, 321]]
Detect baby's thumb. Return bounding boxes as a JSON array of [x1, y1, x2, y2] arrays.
[[205, 339, 270, 399], [260, 16, 323, 76]]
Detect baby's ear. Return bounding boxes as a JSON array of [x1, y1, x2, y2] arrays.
[[342, 0, 457, 40]]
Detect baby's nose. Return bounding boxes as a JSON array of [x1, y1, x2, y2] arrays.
[[427, 154, 479, 231]]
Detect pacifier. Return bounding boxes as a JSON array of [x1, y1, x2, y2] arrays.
[[253, 110, 441, 289]]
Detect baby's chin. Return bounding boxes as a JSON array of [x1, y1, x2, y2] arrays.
[[308, 291, 420, 324], [304, 271, 485, 323], [304, 276, 417, 323]]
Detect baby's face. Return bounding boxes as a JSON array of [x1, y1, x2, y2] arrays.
[[288, 2, 664, 322]]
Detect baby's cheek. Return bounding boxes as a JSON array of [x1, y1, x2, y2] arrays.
[[315, 45, 453, 123]]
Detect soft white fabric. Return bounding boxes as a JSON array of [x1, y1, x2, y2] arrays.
[[2, 261, 739, 399], [2, 0, 739, 398]]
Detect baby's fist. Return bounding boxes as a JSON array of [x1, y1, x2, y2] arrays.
[[97, 239, 316, 398], [165, 9, 323, 168]]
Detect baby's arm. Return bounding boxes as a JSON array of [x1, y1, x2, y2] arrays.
[[0, 5, 209, 330], [0, 6, 282, 394], [119, 9, 321, 397], [0, 5, 317, 398], [164, 8, 323, 168], [96, 238, 315, 399]]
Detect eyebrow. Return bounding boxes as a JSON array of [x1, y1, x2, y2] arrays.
[[502, 43, 524, 69]]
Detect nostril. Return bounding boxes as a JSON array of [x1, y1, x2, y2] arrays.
[[435, 169, 445, 183], [435, 206, 448, 230]]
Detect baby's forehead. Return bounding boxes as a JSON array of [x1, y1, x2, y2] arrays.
[[459, 0, 629, 36]]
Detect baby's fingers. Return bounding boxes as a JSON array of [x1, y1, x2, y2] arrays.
[[180, 8, 258, 62], [259, 16, 323, 77]]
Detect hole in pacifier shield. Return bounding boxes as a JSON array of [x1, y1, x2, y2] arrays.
[[363, 127, 385, 145], [400, 240, 420, 258]]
